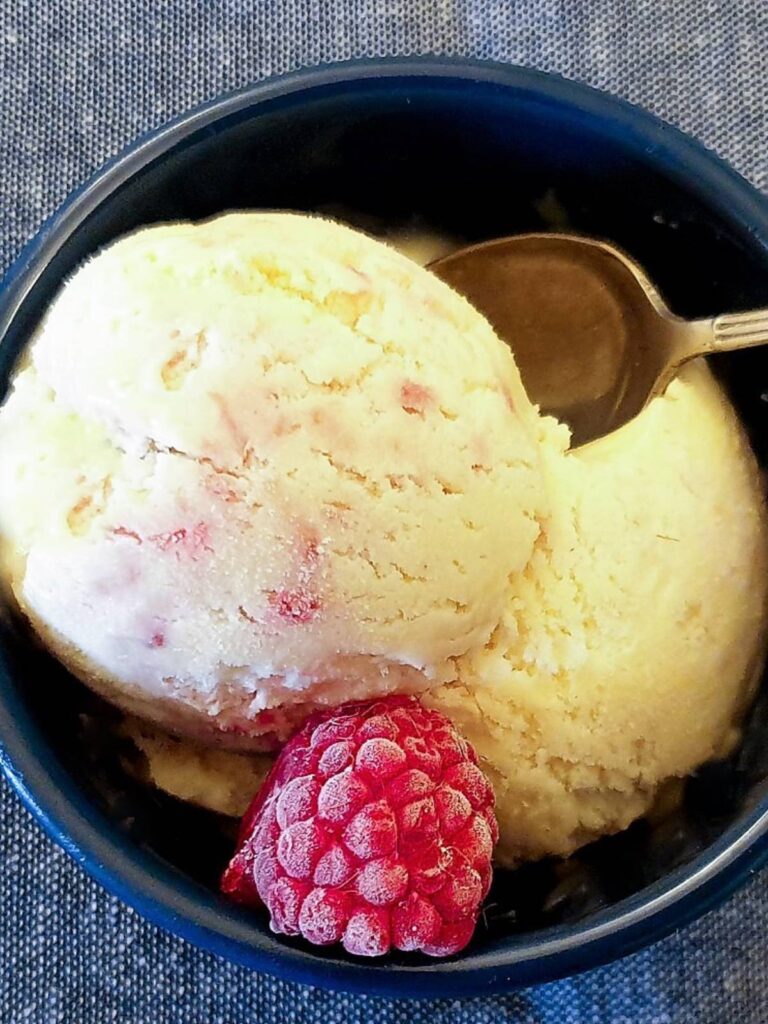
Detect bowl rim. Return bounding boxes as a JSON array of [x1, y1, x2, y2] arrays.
[[2, 56, 768, 999]]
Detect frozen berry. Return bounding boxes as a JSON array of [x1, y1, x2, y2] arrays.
[[221, 695, 497, 958]]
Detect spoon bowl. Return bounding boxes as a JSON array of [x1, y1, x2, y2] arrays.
[[430, 234, 768, 447]]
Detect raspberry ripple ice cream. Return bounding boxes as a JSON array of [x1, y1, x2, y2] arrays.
[[0, 213, 551, 748]]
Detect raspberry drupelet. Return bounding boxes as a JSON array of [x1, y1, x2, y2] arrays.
[[221, 695, 499, 957]]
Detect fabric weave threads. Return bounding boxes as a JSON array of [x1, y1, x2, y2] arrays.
[[1, 2, 767, 1021]]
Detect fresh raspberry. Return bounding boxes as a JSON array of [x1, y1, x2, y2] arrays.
[[221, 695, 497, 958]]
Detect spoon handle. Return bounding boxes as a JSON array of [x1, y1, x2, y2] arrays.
[[704, 309, 768, 352], [658, 310, 768, 397]]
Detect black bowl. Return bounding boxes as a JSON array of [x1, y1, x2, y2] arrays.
[[1, 59, 767, 998]]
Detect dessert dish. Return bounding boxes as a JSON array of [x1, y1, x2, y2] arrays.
[[0, 212, 766, 957]]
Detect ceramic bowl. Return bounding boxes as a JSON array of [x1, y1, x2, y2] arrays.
[[1, 59, 767, 997]]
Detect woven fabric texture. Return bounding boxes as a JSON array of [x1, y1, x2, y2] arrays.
[[1, 2, 767, 1021]]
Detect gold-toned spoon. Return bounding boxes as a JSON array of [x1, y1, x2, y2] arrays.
[[430, 233, 768, 448]]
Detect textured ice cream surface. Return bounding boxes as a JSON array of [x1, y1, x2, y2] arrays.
[[0, 212, 551, 747], [427, 362, 768, 865]]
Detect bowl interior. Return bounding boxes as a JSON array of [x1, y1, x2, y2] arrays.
[[1, 67, 768, 986]]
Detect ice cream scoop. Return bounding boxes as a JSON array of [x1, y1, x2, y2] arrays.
[[0, 213, 555, 748], [430, 233, 768, 447], [427, 360, 768, 864]]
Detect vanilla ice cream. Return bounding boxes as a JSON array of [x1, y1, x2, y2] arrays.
[[427, 361, 768, 864], [119, 716, 272, 817], [0, 213, 550, 747]]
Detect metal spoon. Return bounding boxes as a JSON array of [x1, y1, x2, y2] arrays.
[[429, 233, 768, 448]]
